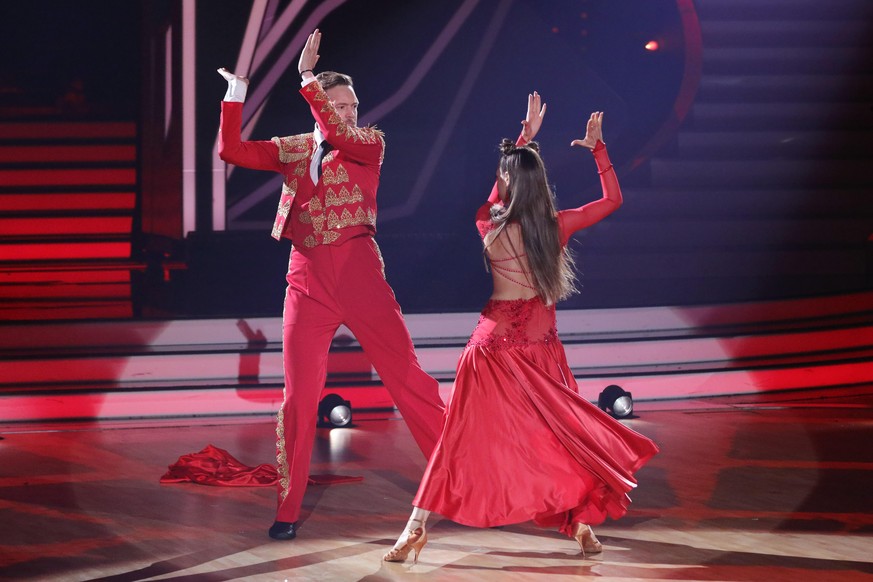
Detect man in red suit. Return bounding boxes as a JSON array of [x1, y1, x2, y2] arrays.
[[217, 29, 445, 541]]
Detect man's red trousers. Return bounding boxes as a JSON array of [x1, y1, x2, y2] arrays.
[[275, 235, 445, 522]]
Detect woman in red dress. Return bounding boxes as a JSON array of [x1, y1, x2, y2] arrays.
[[384, 93, 659, 563]]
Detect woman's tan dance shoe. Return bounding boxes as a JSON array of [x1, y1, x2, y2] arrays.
[[572, 523, 603, 557], [383, 526, 428, 564]]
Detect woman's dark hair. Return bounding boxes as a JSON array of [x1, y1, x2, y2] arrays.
[[485, 139, 577, 305]]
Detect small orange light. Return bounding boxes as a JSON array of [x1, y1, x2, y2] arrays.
[[645, 40, 659, 51]]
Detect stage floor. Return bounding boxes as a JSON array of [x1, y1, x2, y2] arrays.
[[2, 387, 872, 581]]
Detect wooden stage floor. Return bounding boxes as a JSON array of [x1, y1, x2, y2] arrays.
[[2, 386, 872, 581]]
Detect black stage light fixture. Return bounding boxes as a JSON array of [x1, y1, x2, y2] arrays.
[[318, 394, 353, 428], [598, 384, 634, 418]]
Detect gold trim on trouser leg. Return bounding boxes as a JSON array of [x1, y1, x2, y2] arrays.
[[371, 238, 386, 279], [277, 264, 291, 502], [276, 408, 290, 501]]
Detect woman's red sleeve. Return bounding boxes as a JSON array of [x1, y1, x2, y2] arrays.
[[558, 140, 622, 245]]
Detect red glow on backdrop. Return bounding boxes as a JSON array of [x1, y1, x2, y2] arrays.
[[0, 168, 136, 187], [0, 145, 136, 163], [0, 192, 136, 212], [0, 241, 131, 261], [0, 216, 132, 236], [0, 121, 136, 140], [645, 40, 660, 51]]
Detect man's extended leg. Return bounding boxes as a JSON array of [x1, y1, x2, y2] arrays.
[[338, 238, 445, 457], [272, 250, 341, 537]]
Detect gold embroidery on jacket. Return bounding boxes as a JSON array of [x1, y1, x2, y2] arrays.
[[309, 84, 384, 145], [271, 135, 311, 164], [271, 179, 298, 238], [293, 84, 380, 248], [301, 230, 341, 247], [325, 184, 364, 207], [322, 164, 349, 185], [326, 206, 376, 230], [326, 209, 344, 230], [300, 205, 374, 248], [311, 214, 325, 232], [281, 178, 298, 200], [336, 121, 385, 145]]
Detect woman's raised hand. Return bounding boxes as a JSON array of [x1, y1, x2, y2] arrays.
[[520, 91, 546, 143], [571, 111, 604, 150]]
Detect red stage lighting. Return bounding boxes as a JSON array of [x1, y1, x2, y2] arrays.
[[645, 40, 660, 51]]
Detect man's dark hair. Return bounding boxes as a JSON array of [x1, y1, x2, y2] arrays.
[[316, 71, 354, 91]]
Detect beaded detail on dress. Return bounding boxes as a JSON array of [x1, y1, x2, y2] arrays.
[[489, 253, 537, 290], [467, 297, 558, 350]]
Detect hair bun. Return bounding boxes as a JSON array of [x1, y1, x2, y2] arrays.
[[499, 138, 516, 155], [499, 138, 541, 155]]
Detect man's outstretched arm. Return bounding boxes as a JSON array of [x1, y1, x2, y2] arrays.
[[297, 29, 384, 166], [216, 67, 283, 172]]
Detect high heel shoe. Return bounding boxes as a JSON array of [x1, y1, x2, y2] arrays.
[[572, 523, 603, 557], [383, 526, 428, 564]]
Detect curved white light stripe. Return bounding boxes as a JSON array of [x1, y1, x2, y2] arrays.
[[258, 0, 281, 42], [164, 26, 173, 138], [359, 0, 481, 126], [228, 175, 284, 221], [215, 0, 319, 229], [221, 0, 486, 229], [213, 0, 269, 231], [182, 0, 197, 235], [250, 0, 309, 74], [244, 0, 349, 122], [231, 0, 480, 227], [235, 0, 268, 77], [379, 0, 513, 223], [219, 1, 348, 229]]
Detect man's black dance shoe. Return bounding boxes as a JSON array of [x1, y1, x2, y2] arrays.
[[268, 521, 298, 540]]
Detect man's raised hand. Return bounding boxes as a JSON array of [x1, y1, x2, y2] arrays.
[[217, 67, 249, 102], [298, 29, 322, 78]]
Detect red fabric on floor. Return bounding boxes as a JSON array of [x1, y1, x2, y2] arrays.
[[160, 445, 361, 487]]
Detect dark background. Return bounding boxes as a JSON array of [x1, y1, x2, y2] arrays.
[[191, 0, 688, 315], [4, 0, 871, 318]]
